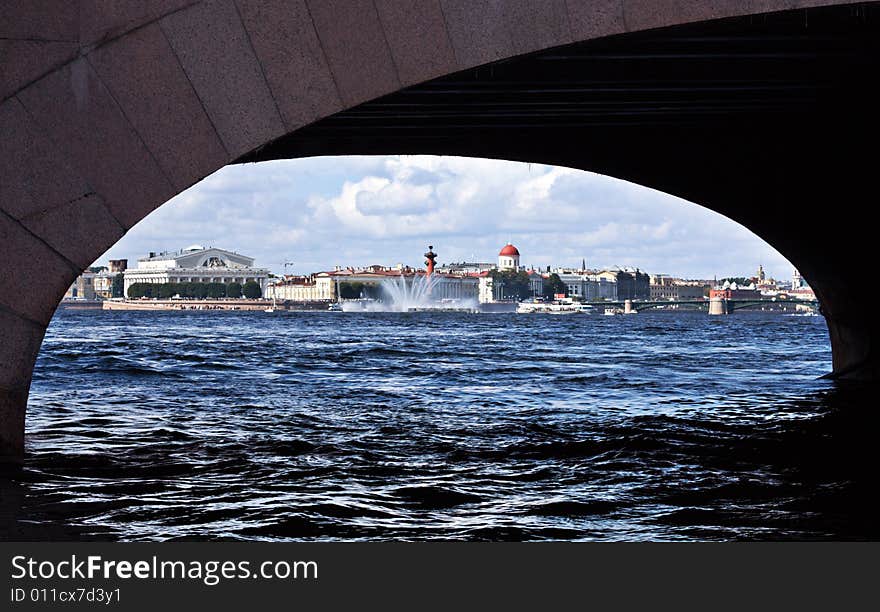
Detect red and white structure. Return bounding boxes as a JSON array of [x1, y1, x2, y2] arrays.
[[498, 244, 520, 271]]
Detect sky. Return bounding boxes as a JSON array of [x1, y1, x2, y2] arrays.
[[96, 155, 794, 281]]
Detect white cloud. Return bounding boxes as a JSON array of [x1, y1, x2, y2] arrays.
[[96, 156, 795, 280]]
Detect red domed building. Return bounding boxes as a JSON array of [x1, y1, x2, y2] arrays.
[[498, 243, 520, 271]]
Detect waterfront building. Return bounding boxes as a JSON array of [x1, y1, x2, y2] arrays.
[[122, 245, 269, 296], [65, 264, 125, 300], [649, 276, 668, 300], [786, 287, 817, 300], [92, 271, 115, 299], [476, 273, 494, 303], [527, 270, 544, 297], [650, 275, 708, 300], [266, 274, 335, 302], [65, 272, 96, 300], [710, 282, 761, 300], [557, 273, 618, 300], [427, 243, 527, 303], [436, 262, 495, 274], [597, 269, 650, 300]]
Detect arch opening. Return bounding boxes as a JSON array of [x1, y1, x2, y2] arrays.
[[14, 154, 839, 540]]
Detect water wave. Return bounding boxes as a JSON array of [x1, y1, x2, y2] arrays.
[[3, 310, 875, 541]]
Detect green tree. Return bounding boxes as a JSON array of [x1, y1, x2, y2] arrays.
[[189, 283, 200, 298], [339, 281, 362, 299], [127, 282, 150, 298], [206, 282, 226, 298], [127, 281, 264, 299], [176, 282, 194, 298], [226, 282, 242, 298], [542, 273, 567, 299], [490, 270, 533, 301], [243, 280, 262, 299], [338, 281, 383, 299], [112, 274, 124, 298]]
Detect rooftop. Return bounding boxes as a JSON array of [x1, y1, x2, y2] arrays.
[[138, 246, 244, 262]]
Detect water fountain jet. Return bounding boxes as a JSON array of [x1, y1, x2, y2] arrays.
[[340, 246, 477, 312]]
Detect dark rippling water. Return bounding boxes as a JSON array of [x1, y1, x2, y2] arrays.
[[2, 309, 878, 541]]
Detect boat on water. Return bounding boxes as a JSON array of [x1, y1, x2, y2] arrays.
[[328, 302, 343, 312], [264, 297, 277, 313], [604, 306, 624, 316], [516, 301, 592, 314]]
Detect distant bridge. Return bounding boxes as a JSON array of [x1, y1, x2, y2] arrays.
[[592, 298, 820, 315]]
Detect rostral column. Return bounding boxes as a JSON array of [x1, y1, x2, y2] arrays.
[[424, 245, 437, 276]]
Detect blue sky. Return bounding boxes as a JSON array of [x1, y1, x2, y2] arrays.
[[96, 156, 794, 280]]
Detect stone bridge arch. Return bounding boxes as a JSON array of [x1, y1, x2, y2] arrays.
[[1, 0, 877, 462]]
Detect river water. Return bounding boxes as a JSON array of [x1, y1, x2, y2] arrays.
[[2, 309, 877, 541]]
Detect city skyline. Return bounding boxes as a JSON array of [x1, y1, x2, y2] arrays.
[[94, 156, 796, 281]]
